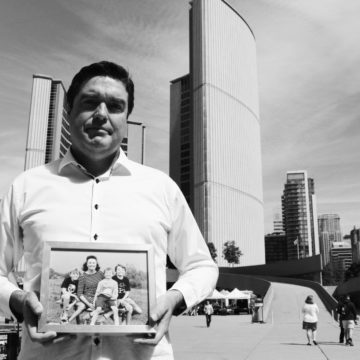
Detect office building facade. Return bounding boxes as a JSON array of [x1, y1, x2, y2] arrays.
[[330, 242, 352, 279], [25, 75, 70, 170], [265, 233, 287, 263], [282, 170, 320, 260], [350, 227, 360, 263], [170, 0, 265, 267], [318, 214, 342, 266]]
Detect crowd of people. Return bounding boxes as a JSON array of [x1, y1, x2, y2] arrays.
[[58, 255, 142, 326]]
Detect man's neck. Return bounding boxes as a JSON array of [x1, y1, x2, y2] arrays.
[[70, 148, 119, 177]]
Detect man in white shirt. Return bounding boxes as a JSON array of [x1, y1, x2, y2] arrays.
[[0, 61, 218, 359]]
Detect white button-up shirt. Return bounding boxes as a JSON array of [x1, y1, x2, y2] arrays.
[[0, 150, 218, 360]]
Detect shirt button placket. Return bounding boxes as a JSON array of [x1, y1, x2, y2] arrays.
[[91, 335, 102, 359], [92, 178, 100, 241]]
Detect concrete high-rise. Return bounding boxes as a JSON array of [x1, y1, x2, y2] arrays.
[[170, 75, 193, 207], [170, 0, 264, 267], [282, 170, 320, 260], [121, 121, 146, 165], [25, 75, 70, 170], [318, 214, 342, 266], [273, 212, 284, 234]]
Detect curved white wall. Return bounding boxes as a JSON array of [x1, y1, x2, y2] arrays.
[[192, 0, 264, 266]]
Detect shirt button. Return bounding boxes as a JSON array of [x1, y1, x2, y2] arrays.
[[94, 204, 99, 210], [94, 337, 100, 346], [95, 179, 100, 183], [94, 234, 98, 240]]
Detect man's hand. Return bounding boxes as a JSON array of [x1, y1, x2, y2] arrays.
[[134, 290, 184, 346], [10, 290, 57, 343]]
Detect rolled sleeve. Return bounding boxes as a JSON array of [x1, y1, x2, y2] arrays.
[[0, 184, 24, 318], [167, 183, 218, 310]]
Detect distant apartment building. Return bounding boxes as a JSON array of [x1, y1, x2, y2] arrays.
[[350, 227, 360, 263], [318, 214, 342, 266], [25, 75, 70, 170], [273, 212, 284, 234], [265, 232, 287, 263], [330, 241, 352, 279], [170, 0, 264, 267], [281, 171, 320, 260]]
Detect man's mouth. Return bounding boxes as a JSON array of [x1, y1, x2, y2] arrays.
[[85, 127, 111, 136]]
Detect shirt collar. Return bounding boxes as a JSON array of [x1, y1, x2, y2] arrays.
[[58, 147, 132, 177]]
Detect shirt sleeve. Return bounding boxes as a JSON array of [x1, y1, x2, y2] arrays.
[[166, 181, 218, 310], [0, 183, 25, 318]]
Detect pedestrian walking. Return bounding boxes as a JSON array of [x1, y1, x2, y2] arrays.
[[302, 295, 319, 345], [336, 296, 345, 343], [340, 295, 358, 346], [204, 301, 214, 328]]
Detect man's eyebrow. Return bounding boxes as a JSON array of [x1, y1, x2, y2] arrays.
[[79, 92, 126, 102]]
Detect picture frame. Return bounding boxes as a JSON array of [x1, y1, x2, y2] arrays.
[[38, 241, 156, 335]]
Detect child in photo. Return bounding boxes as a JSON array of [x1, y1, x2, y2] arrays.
[[112, 264, 142, 325], [58, 268, 80, 323], [90, 267, 119, 325]]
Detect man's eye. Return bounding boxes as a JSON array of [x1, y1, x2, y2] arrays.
[[82, 99, 98, 109], [108, 103, 125, 113]]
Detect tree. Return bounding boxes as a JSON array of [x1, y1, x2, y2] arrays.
[[344, 262, 360, 281], [222, 240, 243, 266], [207, 242, 217, 263], [322, 262, 347, 285]]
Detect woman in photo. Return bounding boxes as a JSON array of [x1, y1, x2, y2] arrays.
[[302, 294, 319, 346], [68, 255, 104, 324]]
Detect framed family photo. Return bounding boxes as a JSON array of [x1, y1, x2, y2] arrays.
[[38, 241, 156, 335]]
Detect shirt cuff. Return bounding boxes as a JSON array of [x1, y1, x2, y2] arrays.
[[169, 272, 216, 313]]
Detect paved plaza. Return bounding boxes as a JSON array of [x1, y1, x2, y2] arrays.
[[170, 283, 359, 360]]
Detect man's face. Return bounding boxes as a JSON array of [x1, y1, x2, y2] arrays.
[[69, 76, 128, 162], [116, 266, 126, 278]]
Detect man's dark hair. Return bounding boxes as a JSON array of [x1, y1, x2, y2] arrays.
[[67, 61, 134, 116], [82, 255, 100, 272]]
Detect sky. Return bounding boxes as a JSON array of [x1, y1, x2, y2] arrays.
[[1, 0, 360, 235]]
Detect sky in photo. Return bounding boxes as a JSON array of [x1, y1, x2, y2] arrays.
[[0, 0, 359, 235], [50, 249, 147, 275]]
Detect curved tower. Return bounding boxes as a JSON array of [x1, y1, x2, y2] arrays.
[[191, 0, 264, 266]]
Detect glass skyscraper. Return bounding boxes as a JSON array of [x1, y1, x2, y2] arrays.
[[282, 170, 320, 260]]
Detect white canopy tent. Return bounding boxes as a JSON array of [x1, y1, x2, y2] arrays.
[[206, 289, 227, 300], [227, 288, 251, 300]]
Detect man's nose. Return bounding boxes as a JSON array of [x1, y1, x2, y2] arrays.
[[94, 103, 108, 122]]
